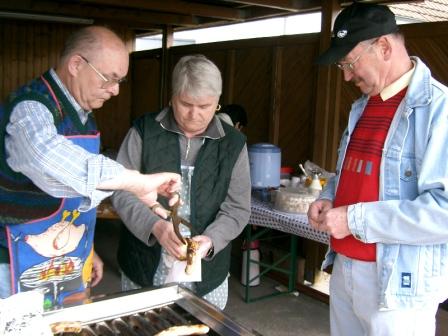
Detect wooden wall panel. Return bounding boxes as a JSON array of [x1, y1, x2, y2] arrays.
[[232, 47, 272, 146], [168, 48, 229, 102], [0, 22, 76, 101], [278, 42, 319, 168], [84, 24, 134, 151], [406, 38, 448, 84], [131, 52, 162, 121]]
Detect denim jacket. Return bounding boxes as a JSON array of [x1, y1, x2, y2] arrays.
[[320, 57, 448, 310]]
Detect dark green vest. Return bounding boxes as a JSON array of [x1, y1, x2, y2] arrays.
[[117, 112, 246, 296]]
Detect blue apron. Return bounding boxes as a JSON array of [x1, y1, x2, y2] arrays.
[[6, 133, 100, 309]]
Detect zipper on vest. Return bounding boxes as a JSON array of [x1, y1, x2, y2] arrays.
[[185, 138, 191, 160]]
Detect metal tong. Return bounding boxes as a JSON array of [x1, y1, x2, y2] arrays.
[[170, 197, 193, 244]]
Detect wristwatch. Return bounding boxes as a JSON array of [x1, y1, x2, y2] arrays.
[[206, 245, 214, 258]]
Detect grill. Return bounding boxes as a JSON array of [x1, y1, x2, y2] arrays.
[[43, 284, 257, 336]]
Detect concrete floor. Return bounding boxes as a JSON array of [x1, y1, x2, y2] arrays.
[[225, 276, 330, 336], [92, 219, 448, 336]]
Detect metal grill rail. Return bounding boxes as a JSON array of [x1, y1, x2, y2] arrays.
[[46, 285, 254, 336]]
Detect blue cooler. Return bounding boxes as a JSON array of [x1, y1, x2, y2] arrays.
[[248, 143, 281, 192]]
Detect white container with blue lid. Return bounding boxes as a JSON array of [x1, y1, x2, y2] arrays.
[[248, 143, 281, 189]]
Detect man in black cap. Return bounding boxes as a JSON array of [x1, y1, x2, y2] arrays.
[[308, 2, 448, 335]]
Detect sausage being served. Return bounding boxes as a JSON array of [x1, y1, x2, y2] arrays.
[[178, 238, 199, 275], [154, 324, 210, 336]]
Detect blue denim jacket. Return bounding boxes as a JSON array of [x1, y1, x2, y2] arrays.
[[321, 57, 448, 310]]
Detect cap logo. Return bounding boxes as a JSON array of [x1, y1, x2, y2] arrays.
[[337, 30, 348, 38]]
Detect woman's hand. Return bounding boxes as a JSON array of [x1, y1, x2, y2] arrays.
[[191, 235, 213, 259], [152, 219, 186, 258]]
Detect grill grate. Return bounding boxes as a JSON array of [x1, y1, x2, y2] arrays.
[[58, 303, 219, 336], [45, 285, 255, 336]]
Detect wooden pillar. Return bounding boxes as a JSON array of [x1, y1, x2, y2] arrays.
[[306, 0, 341, 286], [269, 46, 283, 145], [224, 49, 236, 103], [159, 25, 173, 109], [312, 0, 341, 171]]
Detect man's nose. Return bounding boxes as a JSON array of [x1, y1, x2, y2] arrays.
[[107, 83, 120, 96], [343, 69, 353, 82]]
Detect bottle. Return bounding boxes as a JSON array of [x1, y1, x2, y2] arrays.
[[241, 240, 260, 286], [309, 173, 322, 196], [290, 176, 300, 188]]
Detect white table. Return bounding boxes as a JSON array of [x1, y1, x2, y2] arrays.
[[250, 198, 329, 244], [243, 197, 329, 302]]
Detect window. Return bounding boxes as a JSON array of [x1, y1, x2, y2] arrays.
[[135, 12, 321, 51]]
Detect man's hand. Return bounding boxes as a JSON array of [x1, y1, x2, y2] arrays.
[[97, 170, 181, 213], [317, 206, 350, 239], [90, 251, 104, 287], [125, 172, 181, 206], [148, 193, 181, 219], [308, 200, 351, 239], [308, 199, 333, 230]]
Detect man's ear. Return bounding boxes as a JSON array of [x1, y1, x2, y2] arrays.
[[67, 54, 83, 77], [378, 36, 392, 61]]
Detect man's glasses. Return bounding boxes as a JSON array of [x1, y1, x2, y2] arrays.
[[79, 55, 126, 89], [335, 39, 378, 71]]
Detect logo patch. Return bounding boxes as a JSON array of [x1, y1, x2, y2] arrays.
[[337, 30, 348, 38], [401, 272, 411, 288]]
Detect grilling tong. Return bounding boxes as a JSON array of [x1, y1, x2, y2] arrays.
[[169, 196, 193, 245]]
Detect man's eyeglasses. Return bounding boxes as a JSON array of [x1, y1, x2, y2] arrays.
[[335, 39, 378, 71], [79, 55, 126, 89]]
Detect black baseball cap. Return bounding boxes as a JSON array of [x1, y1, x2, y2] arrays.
[[316, 2, 398, 65]]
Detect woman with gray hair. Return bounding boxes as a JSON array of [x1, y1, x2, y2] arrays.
[[112, 54, 251, 309]]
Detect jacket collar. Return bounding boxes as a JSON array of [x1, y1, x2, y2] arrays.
[[405, 56, 432, 109], [155, 107, 226, 139]]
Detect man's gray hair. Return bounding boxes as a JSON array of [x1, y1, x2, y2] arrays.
[[60, 26, 123, 63], [172, 55, 222, 98], [60, 27, 100, 62]]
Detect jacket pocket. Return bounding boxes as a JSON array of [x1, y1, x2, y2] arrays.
[[399, 156, 418, 198]]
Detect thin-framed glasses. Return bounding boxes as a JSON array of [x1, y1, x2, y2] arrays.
[[78, 55, 126, 89], [336, 39, 378, 71]]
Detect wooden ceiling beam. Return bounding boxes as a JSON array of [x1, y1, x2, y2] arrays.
[[338, 0, 424, 6], [77, 0, 244, 20], [0, 0, 425, 33], [243, 7, 294, 20], [222, 0, 321, 12], [0, 0, 201, 27], [244, 1, 321, 20]]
